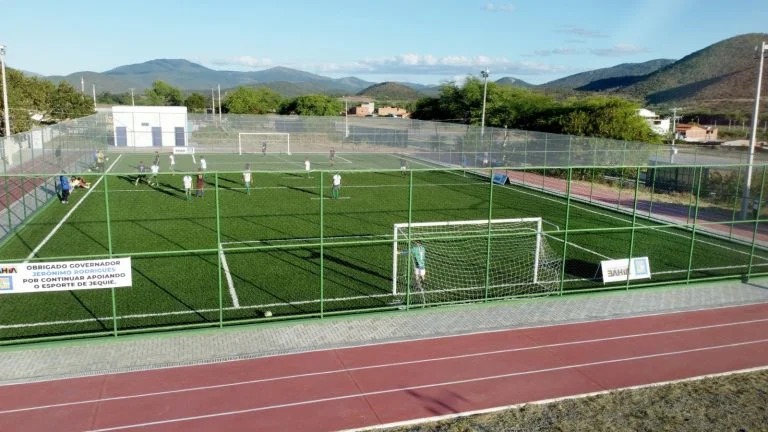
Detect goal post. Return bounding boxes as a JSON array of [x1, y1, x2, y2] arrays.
[[392, 218, 561, 304], [172, 146, 196, 163], [238, 133, 291, 155]]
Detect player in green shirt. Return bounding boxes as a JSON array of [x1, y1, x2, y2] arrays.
[[402, 240, 426, 289]]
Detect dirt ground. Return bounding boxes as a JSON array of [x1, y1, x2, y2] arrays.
[[376, 369, 768, 432]]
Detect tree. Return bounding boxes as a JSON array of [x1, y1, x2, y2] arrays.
[[97, 92, 133, 106], [144, 81, 183, 106], [552, 96, 660, 143], [184, 93, 208, 113], [280, 95, 342, 116], [48, 81, 94, 121], [222, 86, 281, 114], [410, 77, 658, 143]]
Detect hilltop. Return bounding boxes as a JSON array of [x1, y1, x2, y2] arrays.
[[618, 33, 768, 109], [24, 32, 768, 112]]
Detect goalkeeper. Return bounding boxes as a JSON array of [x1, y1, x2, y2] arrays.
[[402, 240, 426, 288]]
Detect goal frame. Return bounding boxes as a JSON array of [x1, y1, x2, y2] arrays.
[[237, 132, 291, 155], [392, 217, 544, 295]]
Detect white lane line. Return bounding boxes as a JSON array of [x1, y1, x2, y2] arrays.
[[84, 338, 768, 431], [3, 317, 766, 415]]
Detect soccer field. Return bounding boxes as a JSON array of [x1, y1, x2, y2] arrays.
[[1, 151, 767, 343]]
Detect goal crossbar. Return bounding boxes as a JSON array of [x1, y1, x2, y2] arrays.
[[392, 217, 553, 299], [238, 132, 291, 155]]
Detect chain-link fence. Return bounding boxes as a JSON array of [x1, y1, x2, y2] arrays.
[[2, 112, 768, 344]]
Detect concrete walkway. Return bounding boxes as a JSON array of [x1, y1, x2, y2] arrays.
[[1, 278, 768, 385]]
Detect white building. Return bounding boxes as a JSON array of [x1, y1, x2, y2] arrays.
[[111, 106, 188, 148], [636, 108, 671, 135]]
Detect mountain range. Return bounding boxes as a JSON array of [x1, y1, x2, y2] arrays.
[[37, 32, 768, 111]]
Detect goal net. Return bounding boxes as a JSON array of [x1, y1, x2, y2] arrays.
[[392, 218, 562, 305], [238, 133, 291, 155]]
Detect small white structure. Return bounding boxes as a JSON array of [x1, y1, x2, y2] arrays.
[[636, 108, 671, 135], [111, 106, 188, 148]]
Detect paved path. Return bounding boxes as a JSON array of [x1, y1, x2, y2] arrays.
[[1, 278, 768, 385]]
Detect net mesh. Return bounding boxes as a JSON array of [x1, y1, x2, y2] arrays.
[[238, 133, 290, 155], [393, 218, 562, 305]]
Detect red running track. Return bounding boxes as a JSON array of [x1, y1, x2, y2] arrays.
[[1, 303, 768, 432]]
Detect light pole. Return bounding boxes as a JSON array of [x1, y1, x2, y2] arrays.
[[0, 44, 10, 137], [344, 96, 349, 138], [741, 41, 768, 220], [480, 69, 489, 143], [669, 107, 681, 163], [670, 107, 681, 146]]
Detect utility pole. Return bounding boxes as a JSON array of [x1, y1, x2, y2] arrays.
[[344, 96, 349, 138], [217, 84, 222, 125], [741, 41, 768, 220], [670, 107, 681, 146], [129, 88, 135, 106], [0, 44, 10, 138], [211, 88, 215, 124]]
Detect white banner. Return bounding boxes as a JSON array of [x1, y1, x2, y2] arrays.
[[0, 258, 132, 294], [601, 257, 651, 284]]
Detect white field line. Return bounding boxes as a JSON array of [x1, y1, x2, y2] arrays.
[[9, 172, 761, 330], [24, 155, 122, 263], [443, 170, 768, 263], [218, 249, 240, 308], [220, 234, 390, 247], [6, 260, 756, 330], [336, 156, 353, 164]]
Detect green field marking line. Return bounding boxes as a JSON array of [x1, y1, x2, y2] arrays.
[[219, 234, 391, 247], [470, 171, 768, 266], [218, 248, 240, 308], [0, 292, 399, 330], [443, 170, 768, 263]]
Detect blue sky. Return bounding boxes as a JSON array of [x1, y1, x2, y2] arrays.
[[2, 0, 767, 85]]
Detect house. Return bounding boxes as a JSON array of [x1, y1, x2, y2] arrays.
[[636, 108, 670, 135], [675, 123, 718, 143], [350, 102, 375, 117], [377, 106, 409, 118]]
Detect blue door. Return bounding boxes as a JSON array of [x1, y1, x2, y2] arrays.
[[152, 127, 162, 147], [116, 127, 127, 147], [174, 127, 185, 147]]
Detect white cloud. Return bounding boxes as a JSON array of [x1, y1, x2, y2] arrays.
[[211, 56, 273, 68], [483, 2, 516, 12], [558, 26, 608, 38], [590, 44, 649, 57], [206, 53, 572, 83], [533, 47, 583, 56]]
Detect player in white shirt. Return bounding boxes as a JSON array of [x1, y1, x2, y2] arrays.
[[199, 156, 207, 177], [182, 174, 193, 200], [243, 163, 252, 195], [331, 172, 342, 199], [149, 163, 160, 186], [304, 157, 311, 178], [169, 153, 175, 174]]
